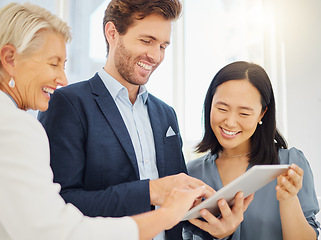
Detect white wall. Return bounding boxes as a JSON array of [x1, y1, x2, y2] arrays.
[[268, 0, 321, 224], [283, 0, 321, 198]]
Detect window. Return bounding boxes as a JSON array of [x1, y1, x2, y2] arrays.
[[181, 0, 265, 160]]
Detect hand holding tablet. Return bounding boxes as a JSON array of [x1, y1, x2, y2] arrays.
[[182, 164, 290, 221]]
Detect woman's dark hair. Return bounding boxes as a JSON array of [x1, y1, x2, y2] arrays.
[[103, 0, 182, 54], [196, 61, 287, 165]]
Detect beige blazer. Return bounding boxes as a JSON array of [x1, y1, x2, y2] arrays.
[[0, 90, 138, 240]]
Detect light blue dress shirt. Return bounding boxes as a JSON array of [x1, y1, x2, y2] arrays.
[[98, 69, 159, 181], [98, 69, 164, 240]]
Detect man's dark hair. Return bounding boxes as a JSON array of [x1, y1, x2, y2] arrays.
[[103, 0, 182, 54]]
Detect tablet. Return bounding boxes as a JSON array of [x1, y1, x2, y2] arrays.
[[182, 164, 290, 221]]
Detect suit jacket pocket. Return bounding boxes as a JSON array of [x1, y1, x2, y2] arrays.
[[163, 133, 184, 175], [163, 133, 180, 144]]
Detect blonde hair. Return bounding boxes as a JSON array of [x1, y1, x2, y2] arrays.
[[0, 2, 71, 77]]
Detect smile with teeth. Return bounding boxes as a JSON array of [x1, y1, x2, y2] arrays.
[[42, 87, 54, 95], [137, 61, 153, 71], [221, 127, 240, 136]]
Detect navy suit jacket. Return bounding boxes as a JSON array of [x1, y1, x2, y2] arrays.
[[38, 73, 187, 239]]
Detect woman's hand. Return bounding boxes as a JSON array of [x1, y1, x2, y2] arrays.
[[133, 186, 212, 240], [161, 186, 213, 230], [188, 192, 254, 239], [276, 164, 316, 239], [276, 164, 303, 202]]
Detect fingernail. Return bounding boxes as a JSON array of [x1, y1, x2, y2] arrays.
[[219, 200, 226, 207], [200, 209, 207, 216]]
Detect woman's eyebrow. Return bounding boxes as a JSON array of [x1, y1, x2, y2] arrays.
[[239, 106, 254, 111], [215, 101, 254, 111], [215, 101, 229, 106]]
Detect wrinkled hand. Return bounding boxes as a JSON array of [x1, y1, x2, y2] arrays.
[[189, 192, 254, 239], [161, 186, 208, 230], [276, 164, 303, 202], [149, 173, 215, 206]]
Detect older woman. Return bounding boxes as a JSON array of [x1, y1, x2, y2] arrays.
[[0, 3, 207, 240]]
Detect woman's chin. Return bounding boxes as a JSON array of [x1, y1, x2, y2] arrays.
[[37, 103, 49, 112]]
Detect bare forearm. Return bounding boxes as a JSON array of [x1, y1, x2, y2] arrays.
[[132, 208, 174, 240], [279, 196, 316, 240], [133, 186, 207, 240]]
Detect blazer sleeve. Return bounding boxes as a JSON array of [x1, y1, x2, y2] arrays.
[[0, 103, 138, 240], [38, 90, 151, 218]]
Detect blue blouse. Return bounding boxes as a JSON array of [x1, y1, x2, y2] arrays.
[[183, 147, 320, 240]]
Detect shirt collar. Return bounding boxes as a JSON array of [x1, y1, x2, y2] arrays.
[[98, 68, 148, 104], [1, 90, 18, 108]]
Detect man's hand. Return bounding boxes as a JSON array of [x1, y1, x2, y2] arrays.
[[149, 173, 215, 206]]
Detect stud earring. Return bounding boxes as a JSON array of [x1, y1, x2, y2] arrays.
[[8, 78, 15, 88], [259, 120, 263, 125]]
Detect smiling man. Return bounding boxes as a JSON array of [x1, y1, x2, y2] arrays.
[[38, 1, 214, 239]]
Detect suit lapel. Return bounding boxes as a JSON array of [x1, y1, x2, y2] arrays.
[[89, 74, 140, 178], [147, 97, 165, 178]]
